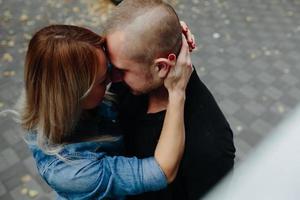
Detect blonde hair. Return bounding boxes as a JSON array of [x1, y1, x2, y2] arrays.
[[21, 25, 108, 155], [104, 0, 182, 65]]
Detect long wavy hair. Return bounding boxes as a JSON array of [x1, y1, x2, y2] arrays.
[[21, 25, 111, 155]]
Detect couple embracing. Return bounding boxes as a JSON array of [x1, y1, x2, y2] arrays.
[[22, 0, 235, 199]]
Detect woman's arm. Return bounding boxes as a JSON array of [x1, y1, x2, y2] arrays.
[[154, 35, 193, 183], [40, 36, 193, 199]]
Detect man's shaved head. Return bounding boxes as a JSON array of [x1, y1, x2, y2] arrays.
[[104, 0, 182, 65]]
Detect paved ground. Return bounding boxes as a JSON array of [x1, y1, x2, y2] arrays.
[[0, 0, 300, 199]]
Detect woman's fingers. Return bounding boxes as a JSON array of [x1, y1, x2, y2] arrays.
[[175, 34, 189, 69], [180, 21, 197, 52], [164, 34, 193, 92], [190, 34, 196, 52], [181, 35, 193, 73], [180, 21, 192, 43], [175, 35, 193, 79], [180, 21, 188, 32]]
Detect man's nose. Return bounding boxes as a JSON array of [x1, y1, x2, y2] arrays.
[[111, 67, 123, 83]]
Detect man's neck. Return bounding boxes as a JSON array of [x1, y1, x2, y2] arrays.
[[147, 86, 169, 114]]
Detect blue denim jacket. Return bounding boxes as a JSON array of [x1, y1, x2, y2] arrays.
[[25, 100, 167, 199]]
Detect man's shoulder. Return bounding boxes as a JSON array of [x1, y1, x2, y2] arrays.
[[186, 68, 211, 98], [184, 68, 234, 141], [185, 69, 215, 111]]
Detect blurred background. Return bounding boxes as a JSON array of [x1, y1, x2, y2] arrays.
[[0, 0, 300, 199]]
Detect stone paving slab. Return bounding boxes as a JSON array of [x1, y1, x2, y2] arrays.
[[1, 0, 300, 199]]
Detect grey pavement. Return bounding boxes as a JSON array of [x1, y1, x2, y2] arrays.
[[1, 0, 300, 199]]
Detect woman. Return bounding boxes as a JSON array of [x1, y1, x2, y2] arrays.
[[22, 25, 193, 199]]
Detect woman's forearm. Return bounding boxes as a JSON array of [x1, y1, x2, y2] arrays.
[[154, 91, 186, 183]]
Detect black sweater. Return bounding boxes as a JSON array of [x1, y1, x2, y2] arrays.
[[111, 70, 236, 200]]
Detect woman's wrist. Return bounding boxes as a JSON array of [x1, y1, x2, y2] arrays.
[[168, 91, 186, 104]]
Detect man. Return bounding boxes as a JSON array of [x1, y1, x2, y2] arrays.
[[105, 0, 236, 199]]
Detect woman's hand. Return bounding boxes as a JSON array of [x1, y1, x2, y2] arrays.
[[180, 21, 197, 52], [164, 35, 194, 96], [155, 34, 192, 183]]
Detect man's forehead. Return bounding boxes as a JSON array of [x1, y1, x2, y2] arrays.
[[106, 31, 142, 69], [105, 32, 125, 66], [106, 31, 125, 54]]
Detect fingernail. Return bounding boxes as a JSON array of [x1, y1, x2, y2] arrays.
[[186, 38, 192, 43]]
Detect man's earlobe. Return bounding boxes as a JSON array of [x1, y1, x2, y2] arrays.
[[168, 54, 176, 62]]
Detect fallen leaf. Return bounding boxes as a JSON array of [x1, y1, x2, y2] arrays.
[[8, 40, 15, 47], [2, 53, 13, 62], [28, 190, 39, 198], [35, 15, 42, 20], [27, 20, 35, 26], [277, 105, 285, 114], [250, 52, 257, 59], [21, 175, 32, 183], [3, 10, 12, 21], [245, 16, 253, 22], [3, 70, 16, 77], [213, 32, 221, 39], [19, 14, 29, 22], [73, 6, 80, 12], [24, 33, 32, 40], [20, 188, 28, 195]]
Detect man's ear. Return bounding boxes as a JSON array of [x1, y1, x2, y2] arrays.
[[154, 54, 176, 78]]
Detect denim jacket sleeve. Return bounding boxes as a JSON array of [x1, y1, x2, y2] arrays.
[[43, 152, 167, 199]]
